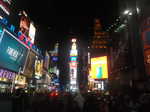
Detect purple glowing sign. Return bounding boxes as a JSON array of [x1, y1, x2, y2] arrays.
[[0, 68, 16, 80], [52, 56, 58, 61]]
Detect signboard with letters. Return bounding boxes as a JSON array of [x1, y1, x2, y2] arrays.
[[0, 29, 29, 73]]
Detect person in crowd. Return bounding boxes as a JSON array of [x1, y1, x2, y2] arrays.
[[74, 92, 85, 112]]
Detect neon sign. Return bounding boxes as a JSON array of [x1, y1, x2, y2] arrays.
[[0, 68, 16, 80]]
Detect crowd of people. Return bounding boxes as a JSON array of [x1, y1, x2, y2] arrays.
[[1, 90, 150, 112]]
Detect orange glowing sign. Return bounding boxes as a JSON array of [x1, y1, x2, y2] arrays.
[[90, 56, 108, 79]]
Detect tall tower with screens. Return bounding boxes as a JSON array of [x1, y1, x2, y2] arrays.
[[69, 38, 78, 91], [89, 19, 109, 91]]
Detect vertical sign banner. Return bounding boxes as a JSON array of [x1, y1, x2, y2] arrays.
[[43, 51, 50, 70], [35, 59, 43, 78], [69, 38, 78, 90], [0, 29, 29, 72], [90, 56, 108, 79]]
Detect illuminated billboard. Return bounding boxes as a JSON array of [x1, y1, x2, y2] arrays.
[[0, 29, 29, 73], [90, 56, 108, 79], [0, 68, 16, 80], [29, 23, 36, 44], [20, 14, 30, 32], [35, 59, 43, 78], [15, 75, 26, 85]]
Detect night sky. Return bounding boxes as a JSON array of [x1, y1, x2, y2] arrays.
[[14, 0, 119, 51]]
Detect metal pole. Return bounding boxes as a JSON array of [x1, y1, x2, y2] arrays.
[[11, 67, 22, 93]]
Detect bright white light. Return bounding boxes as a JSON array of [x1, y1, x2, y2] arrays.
[[88, 90, 91, 92], [101, 81, 104, 90], [0, 16, 3, 19], [70, 50, 77, 56], [70, 80, 76, 84], [137, 7, 140, 14], [129, 12, 132, 16], [29, 23, 36, 44], [123, 10, 130, 15], [72, 43, 77, 50], [72, 38, 76, 42], [88, 52, 90, 64], [56, 69, 59, 76]]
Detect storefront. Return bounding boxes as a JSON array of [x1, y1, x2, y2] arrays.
[[88, 78, 107, 92], [0, 68, 16, 93], [14, 74, 26, 89]]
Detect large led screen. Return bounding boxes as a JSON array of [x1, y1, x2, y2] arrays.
[[0, 29, 29, 72], [90, 56, 108, 79], [29, 23, 36, 44]]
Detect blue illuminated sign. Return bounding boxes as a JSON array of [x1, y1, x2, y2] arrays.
[[0, 18, 16, 33]]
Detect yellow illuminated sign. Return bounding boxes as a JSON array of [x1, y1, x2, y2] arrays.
[[90, 56, 108, 79]]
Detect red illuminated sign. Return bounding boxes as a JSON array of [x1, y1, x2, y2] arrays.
[[70, 62, 77, 68]]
